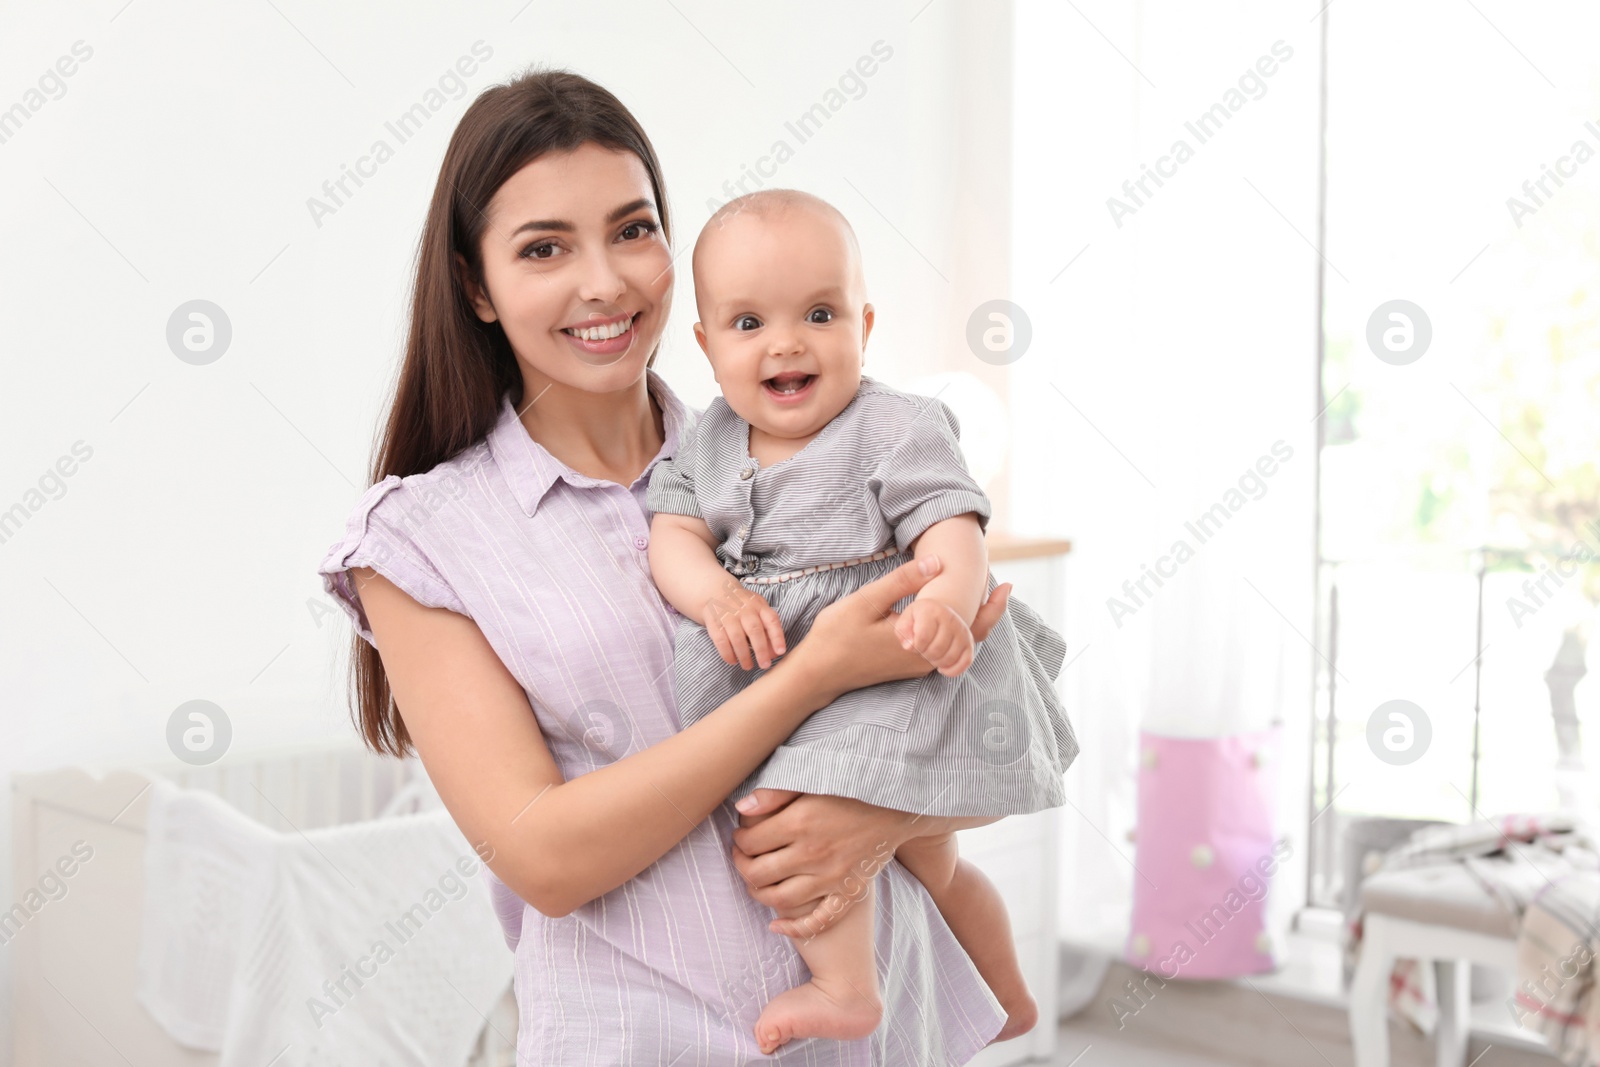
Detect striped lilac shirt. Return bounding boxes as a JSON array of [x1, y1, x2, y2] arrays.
[[318, 369, 1005, 1064]]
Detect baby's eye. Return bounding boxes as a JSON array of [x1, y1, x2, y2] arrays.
[[806, 307, 835, 324], [734, 315, 762, 331]]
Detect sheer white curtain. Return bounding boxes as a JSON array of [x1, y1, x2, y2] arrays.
[[1009, 0, 1322, 947]]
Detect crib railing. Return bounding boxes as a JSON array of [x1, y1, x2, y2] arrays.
[[148, 742, 425, 830]]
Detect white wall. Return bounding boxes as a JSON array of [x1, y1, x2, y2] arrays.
[[1011, 0, 1322, 945], [0, 2, 1014, 1060]]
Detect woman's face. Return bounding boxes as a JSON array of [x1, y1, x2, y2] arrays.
[[465, 142, 673, 394]]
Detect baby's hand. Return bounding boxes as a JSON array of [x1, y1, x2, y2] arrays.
[[703, 581, 787, 670], [894, 599, 976, 677]]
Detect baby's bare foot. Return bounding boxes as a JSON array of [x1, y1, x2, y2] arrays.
[[753, 977, 883, 1055]]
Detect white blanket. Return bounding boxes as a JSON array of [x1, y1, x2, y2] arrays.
[[136, 776, 513, 1066]]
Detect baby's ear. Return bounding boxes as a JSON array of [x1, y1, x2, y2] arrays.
[[860, 303, 875, 351], [693, 322, 710, 358]]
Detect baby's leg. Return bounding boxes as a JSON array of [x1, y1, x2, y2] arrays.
[[895, 830, 1039, 1044], [754, 880, 883, 1055]]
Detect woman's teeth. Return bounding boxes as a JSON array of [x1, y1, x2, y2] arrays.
[[563, 315, 635, 341]]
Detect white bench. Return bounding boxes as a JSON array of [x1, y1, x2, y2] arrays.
[[1347, 863, 1520, 1067]]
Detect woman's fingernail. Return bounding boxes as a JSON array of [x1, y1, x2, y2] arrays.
[[735, 796, 758, 812], [918, 555, 940, 575]]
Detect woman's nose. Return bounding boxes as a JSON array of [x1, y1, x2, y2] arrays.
[[576, 249, 627, 304]]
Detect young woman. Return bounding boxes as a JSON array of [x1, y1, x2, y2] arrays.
[[317, 69, 1016, 1063]]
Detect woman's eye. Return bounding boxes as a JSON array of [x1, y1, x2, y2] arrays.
[[520, 241, 558, 260], [807, 308, 835, 324], [619, 220, 659, 241], [734, 315, 762, 331]]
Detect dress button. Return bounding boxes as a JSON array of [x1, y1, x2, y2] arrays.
[[633, 535, 648, 550], [738, 467, 754, 480]]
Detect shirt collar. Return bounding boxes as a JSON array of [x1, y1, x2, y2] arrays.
[[488, 368, 693, 517]]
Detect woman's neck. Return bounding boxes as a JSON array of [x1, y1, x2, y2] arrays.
[[516, 371, 664, 486]]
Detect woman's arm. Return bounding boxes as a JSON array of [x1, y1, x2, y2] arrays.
[[353, 554, 1002, 918]]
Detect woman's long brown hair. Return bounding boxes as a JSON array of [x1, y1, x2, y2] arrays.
[[350, 68, 672, 756]]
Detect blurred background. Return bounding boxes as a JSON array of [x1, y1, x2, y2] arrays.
[[2, 1, 1596, 1065]]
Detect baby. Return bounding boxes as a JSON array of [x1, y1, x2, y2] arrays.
[[646, 189, 1079, 1055]]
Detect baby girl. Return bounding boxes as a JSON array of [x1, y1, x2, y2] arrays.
[[646, 189, 1079, 1055]]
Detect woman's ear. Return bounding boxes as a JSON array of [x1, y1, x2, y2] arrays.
[[455, 252, 497, 323]]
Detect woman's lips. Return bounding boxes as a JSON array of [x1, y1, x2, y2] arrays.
[[761, 373, 817, 404], [560, 312, 640, 356]]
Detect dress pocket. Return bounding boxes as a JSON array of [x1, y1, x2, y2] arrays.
[[787, 673, 922, 743]]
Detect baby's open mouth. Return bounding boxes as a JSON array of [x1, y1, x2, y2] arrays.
[[763, 372, 815, 397]]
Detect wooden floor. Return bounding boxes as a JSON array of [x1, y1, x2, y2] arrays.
[[1044, 959, 1561, 1067], [1049, 1021, 1238, 1065]]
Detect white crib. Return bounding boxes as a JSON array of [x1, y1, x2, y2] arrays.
[[10, 742, 517, 1067]]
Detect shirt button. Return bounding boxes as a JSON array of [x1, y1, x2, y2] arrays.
[[633, 535, 649, 550], [738, 467, 754, 480], [737, 525, 749, 538]]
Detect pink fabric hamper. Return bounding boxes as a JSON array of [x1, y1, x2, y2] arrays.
[[1125, 725, 1284, 980]]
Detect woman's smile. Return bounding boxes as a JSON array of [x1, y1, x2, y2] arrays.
[[560, 311, 643, 356]]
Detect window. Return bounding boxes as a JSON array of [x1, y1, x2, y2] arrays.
[[1308, 0, 1600, 906]]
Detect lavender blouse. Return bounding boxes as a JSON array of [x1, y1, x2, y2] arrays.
[[318, 370, 1005, 1064]]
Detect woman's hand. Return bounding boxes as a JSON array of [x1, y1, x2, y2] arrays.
[[789, 555, 1013, 703], [730, 790, 929, 936]]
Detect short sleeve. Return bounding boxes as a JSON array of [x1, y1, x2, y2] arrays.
[[645, 454, 701, 518], [317, 476, 471, 647], [868, 397, 993, 552]]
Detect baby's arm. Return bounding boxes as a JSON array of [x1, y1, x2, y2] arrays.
[[867, 393, 995, 678], [892, 513, 988, 676], [909, 513, 987, 622], [649, 512, 786, 670]]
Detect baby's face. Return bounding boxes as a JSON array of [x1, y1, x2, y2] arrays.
[[692, 207, 873, 441]]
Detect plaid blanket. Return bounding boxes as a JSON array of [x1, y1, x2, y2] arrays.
[[1345, 814, 1599, 1050], [1517, 869, 1600, 1064]]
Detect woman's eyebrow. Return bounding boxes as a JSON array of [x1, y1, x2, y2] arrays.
[[511, 198, 655, 237]]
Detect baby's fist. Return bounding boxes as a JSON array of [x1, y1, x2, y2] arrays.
[[894, 599, 976, 677]]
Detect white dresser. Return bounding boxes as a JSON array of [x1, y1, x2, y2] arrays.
[[963, 534, 1072, 1066]]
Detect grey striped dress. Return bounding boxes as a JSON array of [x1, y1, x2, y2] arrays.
[[647, 376, 1079, 818]]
